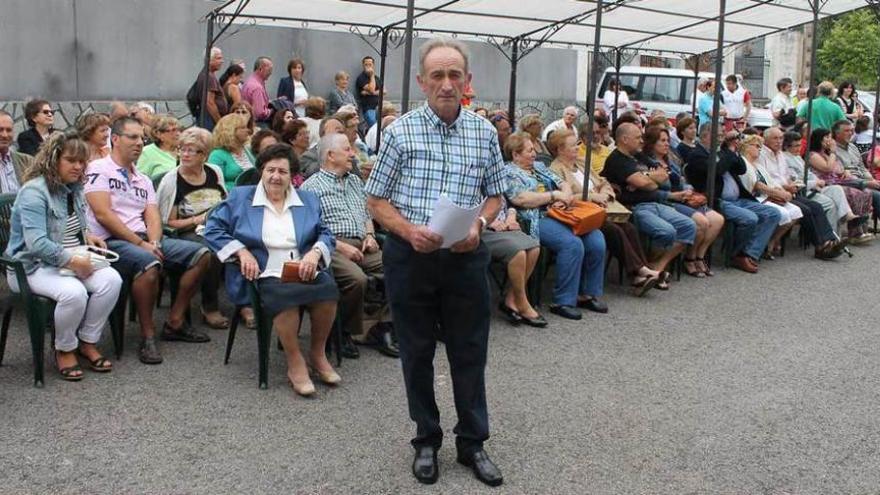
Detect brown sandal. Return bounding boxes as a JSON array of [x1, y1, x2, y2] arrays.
[[77, 349, 113, 372]]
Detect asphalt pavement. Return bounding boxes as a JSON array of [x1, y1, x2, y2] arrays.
[[2, 241, 880, 494]]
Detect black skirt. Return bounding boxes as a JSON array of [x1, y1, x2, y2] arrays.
[[258, 272, 339, 317]]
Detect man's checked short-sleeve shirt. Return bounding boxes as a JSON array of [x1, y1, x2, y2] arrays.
[[301, 169, 371, 240], [364, 104, 506, 226]]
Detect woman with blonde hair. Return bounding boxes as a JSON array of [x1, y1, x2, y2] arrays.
[[207, 113, 255, 190], [136, 114, 181, 178], [75, 113, 111, 161], [518, 114, 550, 157]]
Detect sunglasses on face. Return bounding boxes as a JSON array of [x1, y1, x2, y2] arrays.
[[41, 109, 54, 116]]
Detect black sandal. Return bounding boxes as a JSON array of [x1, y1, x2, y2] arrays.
[[696, 258, 714, 277], [77, 349, 113, 372], [684, 258, 706, 278], [655, 271, 670, 291], [58, 364, 84, 381]]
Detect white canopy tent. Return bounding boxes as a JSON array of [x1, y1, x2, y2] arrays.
[[202, 0, 875, 204]]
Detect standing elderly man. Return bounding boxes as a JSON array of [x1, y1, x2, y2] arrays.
[[0, 111, 28, 194], [301, 133, 397, 359], [365, 38, 506, 487], [542, 106, 579, 141], [241, 56, 274, 124], [189, 47, 228, 130]]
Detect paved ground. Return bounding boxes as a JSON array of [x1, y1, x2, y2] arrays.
[[2, 241, 880, 494]]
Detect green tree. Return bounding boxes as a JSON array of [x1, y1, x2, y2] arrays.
[[817, 9, 880, 89]]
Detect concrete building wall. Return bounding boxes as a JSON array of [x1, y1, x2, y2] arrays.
[[0, 0, 577, 103]]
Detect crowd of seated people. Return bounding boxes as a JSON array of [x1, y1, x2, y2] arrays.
[[5, 63, 880, 390]]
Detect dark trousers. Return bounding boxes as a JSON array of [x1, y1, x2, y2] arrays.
[[601, 220, 648, 277], [383, 234, 491, 455], [791, 197, 835, 246]]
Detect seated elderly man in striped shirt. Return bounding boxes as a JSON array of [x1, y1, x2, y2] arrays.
[[301, 133, 398, 359]]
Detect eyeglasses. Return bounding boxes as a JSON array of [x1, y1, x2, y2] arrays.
[[234, 109, 250, 115], [178, 147, 204, 156], [118, 132, 144, 142], [161, 127, 180, 133]]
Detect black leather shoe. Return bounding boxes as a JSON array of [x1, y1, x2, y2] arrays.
[[340, 333, 360, 359], [412, 446, 439, 484], [549, 304, 581, 320], [457, 449, 503, 487], [577, 297, 609, 314], [373, 324, 400, 358], [497, 302, 522, 325], [520, 313, 548, 328]]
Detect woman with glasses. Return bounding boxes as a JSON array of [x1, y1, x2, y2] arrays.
[[136, 114, 180, 179], [17, 99, 55, 156], [5, 132, 123, 381], [156, 127, 229, 329], [229, 101, 256, 134]]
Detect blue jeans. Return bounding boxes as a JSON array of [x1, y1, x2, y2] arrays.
[[538, 217, 605, 307], [106, 235, 209, 279], [632, 202, 696, 248], [718, 199, 781, 260]]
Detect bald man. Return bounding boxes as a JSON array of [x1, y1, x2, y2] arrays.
[[601, 123, 696, 283], [300, 133, 397, 359]]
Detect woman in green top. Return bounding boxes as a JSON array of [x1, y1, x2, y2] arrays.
[[207, 113, 255, 190], [136, 114, 180, 178]]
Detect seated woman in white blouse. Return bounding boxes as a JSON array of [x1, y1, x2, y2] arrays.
[[205, 143, 339, 397]]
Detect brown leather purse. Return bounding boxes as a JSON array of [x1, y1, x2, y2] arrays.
[[547, 200, 607, 235], [281, 261, 309, 283]]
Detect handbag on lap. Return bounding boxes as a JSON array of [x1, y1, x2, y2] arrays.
[[547, 200, 606, 236]]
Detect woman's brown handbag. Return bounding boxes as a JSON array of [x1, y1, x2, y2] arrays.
[[547, 200, 607, 236]]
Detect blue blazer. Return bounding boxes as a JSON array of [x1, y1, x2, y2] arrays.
[[276, 76, 308, 113], [204, 185, 335, 306]]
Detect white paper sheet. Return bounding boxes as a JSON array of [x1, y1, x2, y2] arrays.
[[428, 195, 485, 248]]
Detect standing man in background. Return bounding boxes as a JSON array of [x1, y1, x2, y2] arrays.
[[365, 37, 506, 488]]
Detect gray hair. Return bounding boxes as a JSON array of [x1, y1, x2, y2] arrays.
[[210, 47, 222, 59], [419, 37, 470, 75], [253, 56, 272, 72], [818, 81, 834, 97], [563, 106, 579, 116], [318, 133, 349, 164], [762, 126, 782, 139]]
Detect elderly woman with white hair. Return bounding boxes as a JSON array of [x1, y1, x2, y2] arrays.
[[156, 127, 229, 328]]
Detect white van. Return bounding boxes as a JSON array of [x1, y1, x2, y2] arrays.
[[596, 66, 772, 128]]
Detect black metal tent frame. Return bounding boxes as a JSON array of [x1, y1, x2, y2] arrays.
[[202, 0, 879, 204]]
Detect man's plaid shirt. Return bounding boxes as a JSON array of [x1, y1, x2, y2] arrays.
[[364, 104, 506, 226]]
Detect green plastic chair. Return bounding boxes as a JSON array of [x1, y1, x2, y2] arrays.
[[234, 168, 259, 187], [0, 193, 122, 387], [224, 276, 344, 390]]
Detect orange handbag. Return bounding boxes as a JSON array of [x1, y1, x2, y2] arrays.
[[546, 200, 607, 236]]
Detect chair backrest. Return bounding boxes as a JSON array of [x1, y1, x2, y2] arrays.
[[0, 193, 17, 253], [152, 171, 167, 192], [235, 168, 259, 187]]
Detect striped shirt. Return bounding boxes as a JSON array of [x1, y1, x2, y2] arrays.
[[62, 211, 84, 248], [301, 169, 371, 239], [364, 104, 506, 226]]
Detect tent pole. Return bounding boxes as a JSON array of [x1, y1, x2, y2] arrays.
[[400, 0, 415, 113], [803, 0, 820, 185], [581, 0, 603, 201], [871, 2, 880, 161], [706, 0, 727, 210], [613, 48, 622, 121], [199, 13, 215, 128], [374, 29, 389, 152], [508, 39, 520, 129], [691, 59, 700, 116]]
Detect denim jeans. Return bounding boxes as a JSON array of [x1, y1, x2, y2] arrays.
[[632, 202, 696, 248], [718, 199, 781, 259], [538, 217, 605, 307]]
